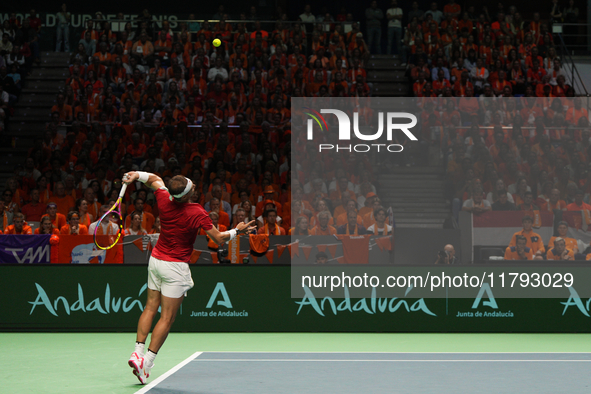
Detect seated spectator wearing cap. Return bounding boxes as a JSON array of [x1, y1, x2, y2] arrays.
[[546, 237, 575, 260], [366, 207, 392, 235], [255, 185, 282, 217], [289, 216, 310, 235], [358, 192, 378, 217], [41, 202, 67, 231], [548, 221, 579, 254], [566, 189, 591, 211], [257, 209, 285, 235], [60, 211, 88, 235], [34, 216, 60, 235], [504, 235, 534, 260], [337, 210, 368, 235], [508, 215, 545, 260], [20, 189, 46, 222], [4, 213, 32, 235], [310, 211, 337, 235]]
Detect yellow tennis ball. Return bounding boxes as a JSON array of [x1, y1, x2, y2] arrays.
[[213, 38, 221, 47]]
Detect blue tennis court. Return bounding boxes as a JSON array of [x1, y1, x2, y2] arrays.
[[137, 351, 591, 394]]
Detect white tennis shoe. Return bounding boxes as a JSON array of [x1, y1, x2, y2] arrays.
[[129, 353, 153, 384]]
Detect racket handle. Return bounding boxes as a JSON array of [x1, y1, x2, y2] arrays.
[[119, 183, 128, 199]]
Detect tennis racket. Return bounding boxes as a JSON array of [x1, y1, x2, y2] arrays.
[[94, 183, 127, 250]]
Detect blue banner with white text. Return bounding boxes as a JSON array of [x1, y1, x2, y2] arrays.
[[0, 235, 51, 264]]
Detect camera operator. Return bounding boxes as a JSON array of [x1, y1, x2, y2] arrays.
[[434, 244, 459, 264]]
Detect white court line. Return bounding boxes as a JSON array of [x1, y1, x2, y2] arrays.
[[194, 351, 591, 354], [193, 359, 591, 362], [134, 351, 203, 394]]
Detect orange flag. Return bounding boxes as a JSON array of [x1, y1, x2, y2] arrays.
[[277, 244, 287, 258], [317, 245, 327, 253], [301, 245, 313, 260], [336, 256, 344, 264], [327, 244, 337, 257], [190, 250, 202, 264], [266, 249, 274, 264], [251, 254, 258, 263], [376, 237, 392, 251], [211, 252, 219, 264], [289, 242, 300, 258], [133, 237, 144, 252]]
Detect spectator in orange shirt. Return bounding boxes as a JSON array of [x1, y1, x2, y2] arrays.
[[124, 198, 156, 231], [255, 186, 282, 217], [289, 216, 310, 235], [34, 216, 60, 235], [207, 197, 230, 228], [566, 189, 591, 211], [21, 189, 46, 222], [42, 202, 67, 231], [565, 97, 589, 125], [548, 221, 579, 253], [310, 211, 337, 235], [49, 182, 75, 216], [4, 213, 32, 234], [127, 132, 147, 161], [131, 32, 155, 66], [518, 191, 540, 211], [125, 211, 148, 236], [504, 235, 534, 260], [540, 188, 567, 212], [509, 215, 545, 259], [546, 237, 575, 260], [60, 210, 89, 235], [51, 93, 73, 122], [257, 209, 286, 235]]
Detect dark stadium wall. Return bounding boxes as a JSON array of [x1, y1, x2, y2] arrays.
[[3, 0, 578, 22]]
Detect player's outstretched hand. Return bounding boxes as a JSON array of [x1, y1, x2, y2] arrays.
[[236, 220, 257, 235], [123, 172, 139, 185]]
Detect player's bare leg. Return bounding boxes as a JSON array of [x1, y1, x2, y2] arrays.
[[129, 288, 161, 384], [137, 289, 161, 344], [148, 294, 185, 353]]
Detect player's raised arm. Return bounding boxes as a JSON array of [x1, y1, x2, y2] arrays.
[[205, 220, 257, 245], [123, 171, 165, 190]]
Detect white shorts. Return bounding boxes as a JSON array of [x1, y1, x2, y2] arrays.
[[147, 255, 194, 298]]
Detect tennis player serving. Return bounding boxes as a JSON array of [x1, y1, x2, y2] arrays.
[[124, 171, 255, 384]]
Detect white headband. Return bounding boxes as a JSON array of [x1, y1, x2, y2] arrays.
[[170, 178, 193, 201]]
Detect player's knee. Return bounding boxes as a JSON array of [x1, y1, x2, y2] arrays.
[[160, 312, 176, 325]]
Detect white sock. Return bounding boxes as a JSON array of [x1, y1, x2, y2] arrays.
[[145, 349, 157, 367], [135, 342, 145, 357]]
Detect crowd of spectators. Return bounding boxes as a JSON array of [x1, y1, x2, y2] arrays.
[[0, 6, 396, 241], [407, 2, 575, 98], [0, 10, 43, 134]]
